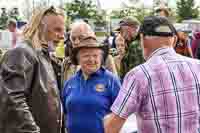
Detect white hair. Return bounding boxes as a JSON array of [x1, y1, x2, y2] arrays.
[[70, 21, 92, 31], [69, 21, 95, 42]]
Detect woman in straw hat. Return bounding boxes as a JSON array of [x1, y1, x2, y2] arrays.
[[62, 21, 117, 83], [62, 36, 121, 133]]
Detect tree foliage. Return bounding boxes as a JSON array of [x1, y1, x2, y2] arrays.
[[0, 8, 9, 29], [176, 0, 199, 22], [9, 8, 21, 21], [64, 0, 106, 26], [110, 7, 152, 22], [65, 0, 96, 20], [0, 8, 21, 30]]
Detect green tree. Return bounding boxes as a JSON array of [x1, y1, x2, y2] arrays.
[[0, 8, 9, 30], [176, 0, 199, 22], [110, 8, 136, 19], [65, 0, 97, 21], [133, 8, 152, 22], [9, 8, 21, 21], [110, 7, 151, 22], [64, 0, 107, 27], [0, 7, 22, 30], [93, 10, 107, 27]]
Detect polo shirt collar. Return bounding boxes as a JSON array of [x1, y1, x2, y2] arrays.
[[77, 67, 105, 80]]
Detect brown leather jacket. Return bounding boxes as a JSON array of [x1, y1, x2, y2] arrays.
[[0, 41, 63, 133]]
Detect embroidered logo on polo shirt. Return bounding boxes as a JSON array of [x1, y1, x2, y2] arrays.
[[95, 84, 105, 92]]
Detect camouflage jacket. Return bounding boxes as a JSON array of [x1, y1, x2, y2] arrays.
[[120, 40, 144, 79]]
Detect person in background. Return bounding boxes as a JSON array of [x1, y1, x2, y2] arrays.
[[116, 16, 144, 80], [104, 16, 200, 133], [155, 7, 170, 18], [174, 31, 193, 57], [7, 18, 18, 47], [62, 21, 95, 82], [7, 18, 17, 33], [0, 6, 65, 133], [62, 35, 121, 133], [62, 21, 117, 82], [103, 31, 118, 48], [114, 34, 126, 80], [192, 31, 200, 59]]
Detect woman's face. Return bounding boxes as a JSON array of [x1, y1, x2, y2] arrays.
[[116, 36, 126, 56], [78, 47, 102, 75], [177, 31, 187, 46]]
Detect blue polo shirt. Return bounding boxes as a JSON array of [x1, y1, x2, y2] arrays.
[[62, 67, 121, 133]]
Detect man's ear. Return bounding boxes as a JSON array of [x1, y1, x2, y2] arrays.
[[172, 35, 178, 48]]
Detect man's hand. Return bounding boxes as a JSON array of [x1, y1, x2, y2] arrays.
[[104, 113, 126, 133]]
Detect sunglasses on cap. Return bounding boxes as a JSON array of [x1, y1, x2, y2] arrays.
[[43, 6, 65, 16], [139, 16, 177, 37]]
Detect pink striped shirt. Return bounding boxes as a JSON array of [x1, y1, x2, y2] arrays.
[[111, 47, 200, 133]]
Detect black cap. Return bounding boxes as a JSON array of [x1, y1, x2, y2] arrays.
[[139, 16, 177, 37]]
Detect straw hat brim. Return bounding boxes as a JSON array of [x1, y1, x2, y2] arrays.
[[71, 43, 109, 65]]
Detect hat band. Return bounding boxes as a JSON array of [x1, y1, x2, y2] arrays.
[[143, 32, 175, 37]]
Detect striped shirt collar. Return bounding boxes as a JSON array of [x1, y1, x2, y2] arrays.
[[147, 46, 176, 60]]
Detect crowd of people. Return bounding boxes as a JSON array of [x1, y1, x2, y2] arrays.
[[0, 5, 200, 133]]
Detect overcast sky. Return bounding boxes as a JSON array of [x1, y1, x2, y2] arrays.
[[0, 0, 199, 10], [0, 0, 156, 9]]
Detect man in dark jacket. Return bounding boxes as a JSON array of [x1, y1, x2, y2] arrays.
[[0, 6, 65, 133]]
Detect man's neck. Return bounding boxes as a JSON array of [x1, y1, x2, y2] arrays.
[[146, 46, 171, 60]]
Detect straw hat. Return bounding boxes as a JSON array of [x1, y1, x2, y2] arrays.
[[71, 36, 109, 65]]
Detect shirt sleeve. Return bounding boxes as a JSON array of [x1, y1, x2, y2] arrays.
[[111, 71, 143, 119]]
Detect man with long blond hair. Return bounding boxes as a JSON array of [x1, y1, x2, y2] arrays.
[[0, 6, 65, 133]]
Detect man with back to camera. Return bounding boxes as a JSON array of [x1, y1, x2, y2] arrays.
[[104, 16, 200, 133]]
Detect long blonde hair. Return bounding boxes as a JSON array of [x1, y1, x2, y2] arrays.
[[23, 6, 65, 49]]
